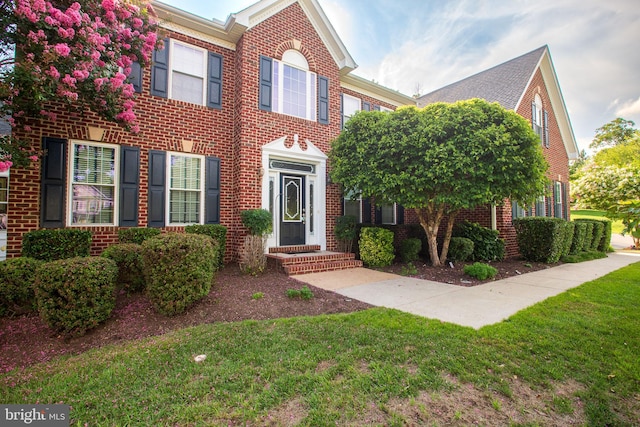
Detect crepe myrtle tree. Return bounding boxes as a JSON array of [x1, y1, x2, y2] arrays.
[[0, 0, 162, 170], [330, 99, 549, 266]]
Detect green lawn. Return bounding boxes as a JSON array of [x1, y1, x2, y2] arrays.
[[2, 263, 639, 426], [571, 209, 625, 234]]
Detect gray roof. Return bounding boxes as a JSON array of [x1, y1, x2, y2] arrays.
[[417, 46, 547, 110]]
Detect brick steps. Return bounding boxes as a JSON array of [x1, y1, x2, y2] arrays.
[[267, 247, 362, 275]]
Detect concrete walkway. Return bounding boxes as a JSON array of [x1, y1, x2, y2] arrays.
[[292, 252, 640, 329]]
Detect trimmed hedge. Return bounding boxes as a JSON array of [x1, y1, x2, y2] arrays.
[[513, 217, 574, 263], [142, 233, 217, 316], [34, 257, 117, 336], [101, 244, 146, 293], [359, 227, 395, 267], [570, 221, 588, 255], [574, 219, 610, 252], [452, 221, 505, 261], [399, 238, 422, 263], [0, 257, 44, 316], [448, 237, 474, 262], [118, 227, 161, 245], [22, 229, 92, 261], [185, 224, 227, 268]]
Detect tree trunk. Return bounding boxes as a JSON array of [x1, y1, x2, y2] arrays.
[[416, 203, 445, 267], [438, 211, 458, 265]]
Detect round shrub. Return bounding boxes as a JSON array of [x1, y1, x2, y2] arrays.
[[34, 257, 117, 336], [101, 244, 146, 293], [240, 209, 272, 236], [185, 224, 227, 269], [359, 227, 395, 267], [0, 257, 44, 316], [142, 233, 217, 316], [453, 221, 505, 261], [118, 227, 161, 245], [463, 262, 498, 280], [447, 237, 474, 262], [399, 238, 422, 263]]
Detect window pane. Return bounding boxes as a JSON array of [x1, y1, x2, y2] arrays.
[[71, 143, 116, 225], [71, 184, 114, 224], [73, 145, 115, 185], [170, 156, 201, 190], [169, 155, 201, 224], [283, 65, 307, 118], [343, 95, 360, 118], [172, 72, 204, 104], [381, 205, 395, 224], [170, 190, 200, 223], [344, 200, 361, 221], [173, 43, 204, 76]]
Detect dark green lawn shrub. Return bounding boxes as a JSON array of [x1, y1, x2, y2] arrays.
[[595, 219, 613, 252], [0, 257, 44, 316], [570, 221, 588, 255], [22, 229, 92, 261], [142, 233, 216, 316], [359, 227, 395, 267], [463, 262, 498, 280], [399, 238, 422, 263], [185, 224, 227, 269], [580, 221, 594, 251], [447, 237, 474, 262], [452, 221, 505, 261], [574, 219, 606, 252], [240, 209, 272, 235], [118, 227, 161, 245], [335, 215, 358, 253], [101, 244, 145, 293], [34, 257, 117, 336], [513, 217, 574, 263]]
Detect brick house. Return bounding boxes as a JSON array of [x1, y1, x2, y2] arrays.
[[4, 1, 577, 264], [417, 46, 579, 255]]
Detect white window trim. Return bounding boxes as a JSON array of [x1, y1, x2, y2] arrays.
[[343, 93, 361, 122], [273, 58, 317, 121], [168, 39, 207, 106], [67, 140, 119, 227], [165, 151, 206, 226]]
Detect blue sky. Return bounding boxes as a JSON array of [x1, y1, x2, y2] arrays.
[[159, 0, 640, 153]]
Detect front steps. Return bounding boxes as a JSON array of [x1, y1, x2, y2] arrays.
[[267, 245, 362, 275]]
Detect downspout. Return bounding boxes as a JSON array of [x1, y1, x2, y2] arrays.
[[491, 204, 497, 231]]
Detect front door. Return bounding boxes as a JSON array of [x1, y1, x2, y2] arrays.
[[280, 174, 305, 246]]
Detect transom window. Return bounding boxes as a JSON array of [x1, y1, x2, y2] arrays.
[[69, 141, 118, 225], [168, 153, 204, 225], [170, 40, 206, 105], [272, 50, 317, 121]]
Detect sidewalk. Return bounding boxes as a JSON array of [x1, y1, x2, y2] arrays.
[[292, 252, 640, 329]]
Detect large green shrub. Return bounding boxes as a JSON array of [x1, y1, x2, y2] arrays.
[[399, 238, 422, 263], [22, 229, 92, 261], [513, 217, 574, 263], [580, 221, 594, 251], [452, 221, 505, 261], [570, 221, 588, 255], [448, 237, 474, 262], [595, 219, 613, 252], [34, 257, 117, 336], [142, 233, 216, 316], [359, 227, 395, 267], [463, 262, 498, 280], [185, 224, 227, 268], [574, 219, 607, 252], [118, 227, 161, 245], [0, 257, 44, 316], [101, 244, 146, 293], [240, 209, 272, 236]]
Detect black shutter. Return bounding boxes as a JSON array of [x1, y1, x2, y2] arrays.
[[362, 197, 372, 224], [40, 137, 67, 228], [375, 205, 382, 225], [340, 197, 345, 215], [148, 150, 166, 227], [129, 61, 142, 93], [151, 38, 169, 98], [397, 205, 405, 224], [562, 182, 568, 220], [362, 102, 371, 111], [543, 110, 550, 148], [119, 146, 140, 227], [318, 75, 329, 124], [207, 52, 223, 109], [259, 56, 272, 111], [340, 93, 344, 129], [205, 156, 220, 224]]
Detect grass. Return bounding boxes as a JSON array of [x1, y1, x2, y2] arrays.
[[1, 263, 639, 425], [571, 209, 625, 234]]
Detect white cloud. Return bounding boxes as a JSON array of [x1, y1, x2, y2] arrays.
[[615, 97, 640, 117]]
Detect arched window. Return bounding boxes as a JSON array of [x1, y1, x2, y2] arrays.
[[531, 94, 543, 140]]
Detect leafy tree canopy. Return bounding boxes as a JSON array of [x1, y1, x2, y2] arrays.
[[0, 0, 161, 170], [589, 117, 639, 150], [330, 99, 548, 266]]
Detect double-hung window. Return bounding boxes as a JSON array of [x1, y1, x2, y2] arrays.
[[69, 141, 118, 225], [170, 41, 207, 105], [380, 204, 396, 225], [342, 94, 361, 128], [168, 153, 204, 225]]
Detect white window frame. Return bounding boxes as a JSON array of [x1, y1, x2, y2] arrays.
[[342, 94, 361, 124], [272, 51, 317, 121], [168, 40, 207, 106], [67, 140, 119, 226], [380, 204, 397, 225], [532, 94, 543, 141], [554, 181, 563, 219], [166, 152, 205, 226]]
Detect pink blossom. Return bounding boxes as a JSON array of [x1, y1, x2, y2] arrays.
[[132, 18, 143, 29], [29, 155, 39, 162], [61, 74, 77, 87], [54, 43, 71, 57], [101, 0, 116, 11], [116, 109, 136, 123], [0, 161, 13, 173]]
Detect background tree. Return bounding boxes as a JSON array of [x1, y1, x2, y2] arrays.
[[589, 117, 639, 150], [0, 0, 161, 170], [330, 99, 548, 266]]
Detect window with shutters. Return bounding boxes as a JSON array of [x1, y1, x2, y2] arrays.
[[271, 51, 317, 121], [380, 204, 396, 225], [168, 153, 204, 225], [69, 141, 118, 225], [342, 94, 361, 127], [170, 40, 207, 105], [343, 189, 362, 222]]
